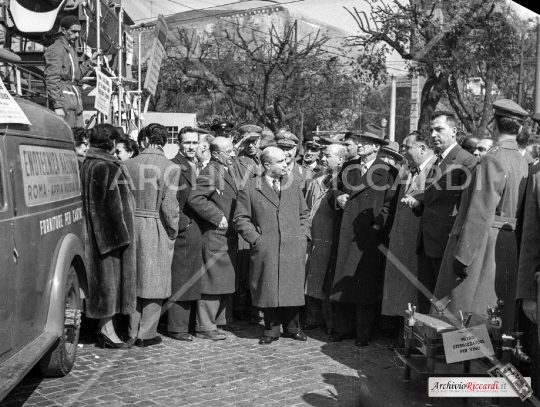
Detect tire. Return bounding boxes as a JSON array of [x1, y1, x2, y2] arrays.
[[39, 265, 81, 377]]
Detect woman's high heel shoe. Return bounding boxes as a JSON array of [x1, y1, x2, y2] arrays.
[[97, 331, 131, 349]]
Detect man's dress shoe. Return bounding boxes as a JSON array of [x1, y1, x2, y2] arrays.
[[282, 332, 308, 341], [355, 339, 370, 347], [259, 336, 278, 345], [136, 336, 162, 347], [168, 332, 193, 341], [196, 330, 226, 341]]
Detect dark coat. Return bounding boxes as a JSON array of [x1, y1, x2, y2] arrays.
[[305, 172, 340, 300], [188, 160, 238, 295], [435, 139, 528, 332], [234, 175, 310, 308], [232, 152, 262, 290], [517, 161, 540, 301], [81, 147, 137, 319], [125, 148, 180, 299], [329, 156, 399, 304], [381, 156, 437, 315], [414, 144, 477, 258], [170, 153, 204, 302]]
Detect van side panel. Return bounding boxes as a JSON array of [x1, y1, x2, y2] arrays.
[[0, 137, 15, 363], [3, 134, 83, 354]]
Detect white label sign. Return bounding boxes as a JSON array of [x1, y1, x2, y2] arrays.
[[442, 324, 494, 363], [19, 146, 81, 207], [143, 39, 165, 97], [94, 69, 112, 115], [125, 33, 134, 65], [0, 77, 31, 125]]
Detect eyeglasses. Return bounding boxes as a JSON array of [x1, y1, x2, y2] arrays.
[[115, 149, 121, 155], [217, 148, 235, 155]]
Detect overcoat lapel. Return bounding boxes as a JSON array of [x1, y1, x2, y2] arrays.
[[406, 155, 437, 195], [255, 176, 280, 207], [425, 146, 459, 190], [173, 153, 196, 187], [348, 157, 384, 199]]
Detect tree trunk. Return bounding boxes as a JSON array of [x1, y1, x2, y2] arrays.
[[418, 71, 449, 132]]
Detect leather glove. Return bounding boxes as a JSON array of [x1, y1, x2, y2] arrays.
[[453, 258, 468, 280]]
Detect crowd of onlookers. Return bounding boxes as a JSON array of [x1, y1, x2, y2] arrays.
[[71, 98, 540, 352]]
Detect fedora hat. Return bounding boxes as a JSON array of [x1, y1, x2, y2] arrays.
[[381, 141, 403, 162], [361, 123, 389, 146]]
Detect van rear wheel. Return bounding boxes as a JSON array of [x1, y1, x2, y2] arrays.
[[39, 266, 81, 377]]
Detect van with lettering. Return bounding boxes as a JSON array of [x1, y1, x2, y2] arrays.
[[0, 95, 87, 400]]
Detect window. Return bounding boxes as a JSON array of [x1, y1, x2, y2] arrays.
[[166, 126, 179, 144]]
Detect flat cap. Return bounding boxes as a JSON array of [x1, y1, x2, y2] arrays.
[[210, 122, 234, 132], [531, 112, 540, 123], [239, 124, 262, 140], [275, 129, 299, 147], [492, 99, 528, 121]]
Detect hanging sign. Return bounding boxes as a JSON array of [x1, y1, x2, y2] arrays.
[[0, 76, 31, 125], [125, 32, 134, 65], [94, 69, 112, 115], [143, 14, 168, 97]]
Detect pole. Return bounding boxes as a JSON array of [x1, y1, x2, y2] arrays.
[[117, 0, 123, 128], [138, 33, 142, 133], [518, 33, 525, 106], [96, 0, 102, 123], [389, 75, 397, 141], [534, 17, 540, 133]]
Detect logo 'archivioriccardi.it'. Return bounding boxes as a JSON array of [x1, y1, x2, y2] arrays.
[[428, 377, 531, 398], [430, 380, 506, 391]]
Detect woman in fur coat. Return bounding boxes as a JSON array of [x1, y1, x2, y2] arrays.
[[81, 124, 137, 349]]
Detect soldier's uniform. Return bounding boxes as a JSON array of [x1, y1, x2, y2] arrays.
[[297, 134, 323, 174], [433, 99, 529, 335]]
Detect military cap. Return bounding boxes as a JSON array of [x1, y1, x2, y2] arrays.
[[275, 129, 299, 147], [239, 124, 262, 140], [318, 136, 347, 146], [262, 129, 275, 140], [303, 133, 322, 149], [531, 112, 540, 123], [361, 123, 389, 146], [381, 140, 403, 162], [492, 99, 528, 121], [210, 122, 234, 132], [260, 138, 277, 149]]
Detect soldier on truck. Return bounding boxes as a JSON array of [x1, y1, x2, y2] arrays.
[[44, 15, 99, 127]]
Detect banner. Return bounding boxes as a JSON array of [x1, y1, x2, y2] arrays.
[[125, 32, 134, 65], [0, 76, 31, 125], [143, 14, 168, 97], [94, 69, 112, 115]]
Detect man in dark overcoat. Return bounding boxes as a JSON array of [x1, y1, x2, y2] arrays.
[[412, 111, 477, 305], [234, 147, 310, 344], [188, 137, 238, 340], [329, 127, 399, 346], [303, 144, 345, 334], [165, 127, 208, 342], [434, 100, 529, 336], [232, 125, 263, 322]]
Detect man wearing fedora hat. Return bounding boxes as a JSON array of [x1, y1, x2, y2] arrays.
[[380, 141, 404, 168], [210, 122, 234, 138], [434, 100, 528, 336], [328, 123, 399, 347]]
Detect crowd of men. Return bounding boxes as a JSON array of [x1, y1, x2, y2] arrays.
[[76, 97, 540, 351]]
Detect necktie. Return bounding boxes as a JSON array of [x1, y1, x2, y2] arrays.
[[361, 162, 367, 177], [434, 153, 443, 166], [273, 179, 281, 199], [322, 174, 333, 189], [410, 167, 419, 176]]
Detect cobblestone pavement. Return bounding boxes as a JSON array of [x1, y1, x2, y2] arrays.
[[1, 321, 524, 407]]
